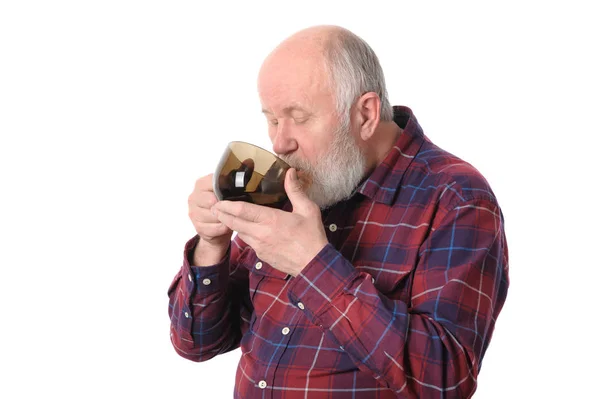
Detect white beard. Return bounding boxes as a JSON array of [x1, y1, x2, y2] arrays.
[[281, 121, 367, 210]]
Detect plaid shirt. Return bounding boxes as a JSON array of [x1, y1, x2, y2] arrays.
[[168, 106, 509, 398]]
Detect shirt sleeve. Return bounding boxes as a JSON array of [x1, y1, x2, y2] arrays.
[[167, 234, 253, 362], [286, 197, 509, 398]]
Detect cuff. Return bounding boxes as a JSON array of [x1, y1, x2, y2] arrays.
[[287, 243, 360, 323], [182, 235, 231, 296]]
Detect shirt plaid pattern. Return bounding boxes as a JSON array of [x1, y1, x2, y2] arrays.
[[168, 106, 509, 398]]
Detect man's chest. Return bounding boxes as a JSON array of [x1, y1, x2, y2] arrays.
[[239, 198, 435, 310]]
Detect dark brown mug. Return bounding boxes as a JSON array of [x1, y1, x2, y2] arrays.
[[213, 141, 291, 208]]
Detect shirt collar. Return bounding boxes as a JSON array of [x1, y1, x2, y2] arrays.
[[357, 106, 426, 205]]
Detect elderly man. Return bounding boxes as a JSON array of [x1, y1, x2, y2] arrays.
[[168, 25, 509, 398]]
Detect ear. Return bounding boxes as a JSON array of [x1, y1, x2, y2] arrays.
[[354, 92, 381, 142]]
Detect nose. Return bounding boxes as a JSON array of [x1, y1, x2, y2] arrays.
[[271, 120, 298, 156]]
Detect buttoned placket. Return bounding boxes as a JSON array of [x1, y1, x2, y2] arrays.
[[324, 213, 342, 248], [321, 199, 357, 249], [256, 310, 301, 394]]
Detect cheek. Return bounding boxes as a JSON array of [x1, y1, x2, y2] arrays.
[[293, 126, 322, 160], [267, 126, 276, 143], [306, 124, 336, 154]]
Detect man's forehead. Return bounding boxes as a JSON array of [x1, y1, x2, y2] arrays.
[[258, 71, 331, 114], [259, 68, 321, 92], [258, 52, 329, 93]]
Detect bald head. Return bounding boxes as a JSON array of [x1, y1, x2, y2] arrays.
[[258, 25, 392, 123], [259, 25, 342, 75], [257, 26, 341, 113]]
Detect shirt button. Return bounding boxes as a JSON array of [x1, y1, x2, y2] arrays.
[[329, 223, 338, 232], [188, 273, 193, 282], [202, 278, 211, 285], [255, 261, 263, 270], [258, 380, 267, 389], [282, 327, 290, 335], [184, 311, 189, 318], [371, 276, 375, 284], [297, 302, 305, 310]]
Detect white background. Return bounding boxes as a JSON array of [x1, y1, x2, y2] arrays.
[[1, 1, 598, 398]]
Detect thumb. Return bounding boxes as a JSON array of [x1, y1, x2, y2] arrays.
[[284, 168, 312, 213]]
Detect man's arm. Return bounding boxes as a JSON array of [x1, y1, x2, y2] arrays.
[[286, 196, 509, 398], [167, 234, 253, 362]]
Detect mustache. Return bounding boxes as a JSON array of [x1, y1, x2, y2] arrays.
[[281, 154, 312, 171]]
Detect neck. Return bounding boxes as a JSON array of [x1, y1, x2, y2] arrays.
[[365, 121, 403, 170]]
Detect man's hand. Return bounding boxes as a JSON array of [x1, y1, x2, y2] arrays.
[[188, 174, 233, 266], [211, 168, 328, 276]]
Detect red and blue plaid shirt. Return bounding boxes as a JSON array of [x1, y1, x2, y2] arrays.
[[168, 106, 509, 398]]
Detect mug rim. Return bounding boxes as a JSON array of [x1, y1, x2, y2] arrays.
[[228, 141, 291, 168]]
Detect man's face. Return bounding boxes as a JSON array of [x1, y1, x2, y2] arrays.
[[258, 57, 366, 209]]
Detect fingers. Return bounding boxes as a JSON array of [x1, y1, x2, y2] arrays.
[[188, 174, 219, 210], [188, 173, 233, 241], [189, 206, 220, 225], [212, 201, 272, 237], [284, 168, 319, 216], [214, 210, 249, 233], [193, 173, 215, 192], [195, 221, 232, 240], [213, 200, 274, 224], [188, 191, 219, 209]]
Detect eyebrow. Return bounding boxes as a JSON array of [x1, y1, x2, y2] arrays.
[[261, 105, 309, 115]]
